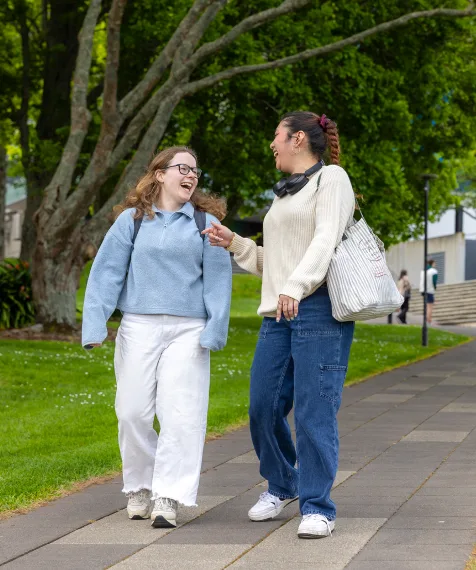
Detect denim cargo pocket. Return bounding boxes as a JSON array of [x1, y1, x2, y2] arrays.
[[319, 364, 347, 405]]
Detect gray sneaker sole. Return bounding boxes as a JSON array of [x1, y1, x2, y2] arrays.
[[298, 531, 332, 539]]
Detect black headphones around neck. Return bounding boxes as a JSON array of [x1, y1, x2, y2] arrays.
[[273, 160, 325, 198]]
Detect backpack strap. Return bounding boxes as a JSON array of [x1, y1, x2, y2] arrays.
[[132, 216, 143, 245], [193, 209, 206, 241]]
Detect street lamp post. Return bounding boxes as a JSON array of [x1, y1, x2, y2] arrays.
[[421, 174, 438, 347]]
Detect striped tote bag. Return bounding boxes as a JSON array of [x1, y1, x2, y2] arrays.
[[327, 216, 404, 322]]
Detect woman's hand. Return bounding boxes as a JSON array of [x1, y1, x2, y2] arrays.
[[202, 221, 234, 248], [277, 295, 299, 322]]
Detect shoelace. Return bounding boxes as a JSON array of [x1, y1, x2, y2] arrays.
[[258, 491, 278, 505], [303, 514, 333, 537], [126, 489, 150, 505], [155, 497, 176, 511]]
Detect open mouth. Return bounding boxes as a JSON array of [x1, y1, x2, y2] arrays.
[[180, 181, 194, 191], [273, 150, 278, 158]]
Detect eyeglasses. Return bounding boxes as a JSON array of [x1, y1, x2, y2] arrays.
[[163, 164, 202, 178]]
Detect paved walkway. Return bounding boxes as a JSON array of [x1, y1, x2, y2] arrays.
[[1, 341, 475, 570], [366, 312, 476, 338]]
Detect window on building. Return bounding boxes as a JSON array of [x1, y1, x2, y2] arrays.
[[430, 251, 445, 285]]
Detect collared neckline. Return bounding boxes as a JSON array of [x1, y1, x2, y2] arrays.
[[152, 201, 194, 218]]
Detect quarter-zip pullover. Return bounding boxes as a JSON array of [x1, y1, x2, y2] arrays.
[[82, 201, 232, 351]]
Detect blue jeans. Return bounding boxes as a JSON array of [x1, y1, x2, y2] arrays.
[[249, 286, 354, 520]]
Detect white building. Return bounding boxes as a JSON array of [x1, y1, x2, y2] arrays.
[[386, 208, 476, 286], [3, 181, 26, 258]]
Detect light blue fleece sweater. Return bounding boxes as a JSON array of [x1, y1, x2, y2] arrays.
[[82, 201, 232, 351]]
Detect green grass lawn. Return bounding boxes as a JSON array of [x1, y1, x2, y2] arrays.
[[0, 274, 470, 515]]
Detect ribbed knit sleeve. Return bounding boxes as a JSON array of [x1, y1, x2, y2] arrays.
[[228, 234, 264, 277], [280, 165, 354, 302]]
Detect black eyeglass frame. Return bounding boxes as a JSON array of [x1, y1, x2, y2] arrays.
[[163, 163, 202, 178]]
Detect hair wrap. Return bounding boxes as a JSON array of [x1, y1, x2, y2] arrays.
[[319, 114, 329, 132]]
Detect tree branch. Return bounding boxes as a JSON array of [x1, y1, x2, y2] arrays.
[[181, 7, 476, 98], [40, 0, 102, 217], [101, 0, 127, 127], [61, 1, 213, 224], [108, 0, 311, 175], [18, 1, 31, 180], [118, 0, 215, 121], [108, 80, 177, 171], [56, 0, 128, 232], [69, 0, 311, 224], [86, 94, 182, 242], [187, 0, 311, 70], [171, 0, 226, 74]]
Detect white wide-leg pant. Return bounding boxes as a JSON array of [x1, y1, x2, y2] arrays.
[[114, 313, 210, 506]]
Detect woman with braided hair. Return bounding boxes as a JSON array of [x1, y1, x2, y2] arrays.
[[203, 111, 355, 539]]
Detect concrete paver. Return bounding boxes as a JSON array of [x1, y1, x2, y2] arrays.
[[227, 518, 387, 568], [113, 544, 251, 570], [350, 543, 470, 562], [1, 340, 475, 569], [347, 562, 465, 570], [55, 495, 233, 545], [1, 545, 143, 570]]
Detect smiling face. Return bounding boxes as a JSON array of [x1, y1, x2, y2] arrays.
[[270, 121, 297, 173], [155, 152, 199, 204]]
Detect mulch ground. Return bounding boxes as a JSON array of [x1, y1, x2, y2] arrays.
[[0, 327, 118, 343]]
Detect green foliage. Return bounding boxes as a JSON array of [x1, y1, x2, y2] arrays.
[[174, 1, 476, 244], [454, 150, 476, 208], [2, 0, 476, 248], [0, 258, 35, 330]]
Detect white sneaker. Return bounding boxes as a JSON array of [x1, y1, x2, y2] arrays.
[[248, 491, 297, 522], [298, 514, 335, 538], [151, 497, 178, 528], [126, 489, 152, 520]]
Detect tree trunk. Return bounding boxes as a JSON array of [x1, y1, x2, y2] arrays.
[[20, 0, 88, 261], [20, 178, 44, 260], [32, 225, 84, 331], [0, 145, 6, 260]]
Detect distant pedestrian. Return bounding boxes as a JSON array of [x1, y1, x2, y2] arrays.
[[419, 259, 438, 324], [82, 146, 232, 529], [396, 270, 411, 324]]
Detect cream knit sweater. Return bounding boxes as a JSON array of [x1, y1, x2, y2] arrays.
[[229, 165, 355, 317]]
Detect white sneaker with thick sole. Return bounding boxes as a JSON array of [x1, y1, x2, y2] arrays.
[[126, 489, 152, 520], [248, 491, 297, 522], [298, 514, 335, 538], [151, 497, 178, 528]]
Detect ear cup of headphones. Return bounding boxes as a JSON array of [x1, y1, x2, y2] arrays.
[[272, 174, 307, 197], [273, 178, 289, 197], [285, 174, 307, 195], [272, 161, 325, 198]]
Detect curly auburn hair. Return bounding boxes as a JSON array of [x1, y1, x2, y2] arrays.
[[114, 146, 227, 221], [280, 111, 341, 165]]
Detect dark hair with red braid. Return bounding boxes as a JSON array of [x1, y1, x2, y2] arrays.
[[280, 111, 341, 165]]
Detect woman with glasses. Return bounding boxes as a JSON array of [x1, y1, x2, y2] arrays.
[[82, 146, 232, 528]]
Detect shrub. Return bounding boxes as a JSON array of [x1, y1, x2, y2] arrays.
[[0, 258, 35, 329]]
